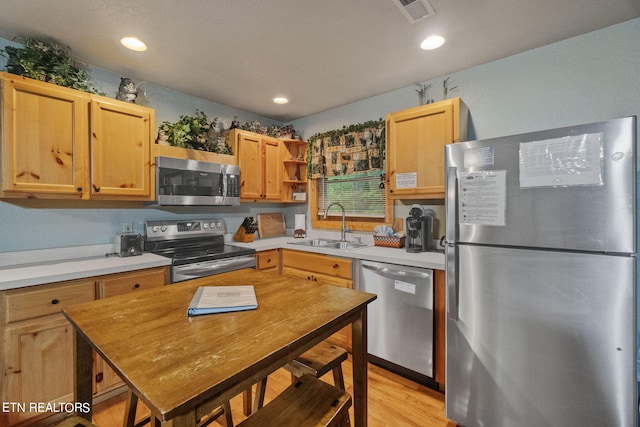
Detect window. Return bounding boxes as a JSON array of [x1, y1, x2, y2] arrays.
[[310, 171, 391, 231], [307, 119, 391, 231], [316, 172, 386, 218]]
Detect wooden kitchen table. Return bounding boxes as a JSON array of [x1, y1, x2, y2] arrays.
[[62, 269, 376, 427]]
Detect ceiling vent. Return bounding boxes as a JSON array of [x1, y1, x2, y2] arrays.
[[392, 0, 435, 23]]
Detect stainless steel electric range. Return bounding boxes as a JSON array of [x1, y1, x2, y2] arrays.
[[144, 219, 256, 283]]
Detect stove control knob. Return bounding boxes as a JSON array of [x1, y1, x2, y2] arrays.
[[151, 226, 159, 232], [202, 223, 209, 229], [215, 221, 223, 229], [160, 226, 167, 232]]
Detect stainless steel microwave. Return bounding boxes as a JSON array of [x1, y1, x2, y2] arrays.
[[152, 156, 240, 206]]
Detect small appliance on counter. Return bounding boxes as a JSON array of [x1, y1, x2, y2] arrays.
[[115, 233, 143, 257], [294, 214, 306, 238], [233, 217, 257, 242], [405, 205, 433, 253]]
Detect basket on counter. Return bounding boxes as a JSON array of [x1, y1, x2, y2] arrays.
[[373, 235, 405, 248]]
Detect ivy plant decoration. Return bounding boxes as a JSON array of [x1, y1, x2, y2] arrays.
[[307, 118, 385, 179], [157, 110, 232, 154], [0, 36, 103, 95]]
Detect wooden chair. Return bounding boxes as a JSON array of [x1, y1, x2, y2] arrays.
[[124, 390, 233, 427], [236, 374, 351, 427], [250, 341, 348, 414]]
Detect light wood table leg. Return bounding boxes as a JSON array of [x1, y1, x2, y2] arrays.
[[351, 308, 368, 427], [74, 330, 93, 422], [168, 410, 197, 426]]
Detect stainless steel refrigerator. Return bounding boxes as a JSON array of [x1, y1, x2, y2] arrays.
[[444, 116, 637, 427]]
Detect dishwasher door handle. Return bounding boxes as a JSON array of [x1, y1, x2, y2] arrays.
[[361, 263, 432, 281]]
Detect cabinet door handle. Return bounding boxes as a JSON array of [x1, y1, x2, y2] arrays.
[[76, 187, 83, 192], [51, 299, 59, 305], [134, 283, 140, 289], [93, 185, 100, 193], [95, 372, 104, 383]]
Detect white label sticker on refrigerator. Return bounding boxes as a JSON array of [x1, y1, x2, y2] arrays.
[[458, 170, 507, 226], [464, 146, 494, 168], [519, 132, 603, 188], [395, 172, 417, 188], [394, 280, 416, 294]]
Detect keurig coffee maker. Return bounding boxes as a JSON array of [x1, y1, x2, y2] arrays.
[[406, 205, 433, 253]]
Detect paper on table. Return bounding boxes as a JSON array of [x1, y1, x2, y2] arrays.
[[187, 285, 258, 316]]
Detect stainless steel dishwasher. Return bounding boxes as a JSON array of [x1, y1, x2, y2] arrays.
[[357, 260, 435, 384]]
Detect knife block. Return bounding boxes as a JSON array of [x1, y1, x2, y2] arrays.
[[233, 225, 255, 242]]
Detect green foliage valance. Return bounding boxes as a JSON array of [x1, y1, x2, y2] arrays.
[[307, 119, 385, 179]]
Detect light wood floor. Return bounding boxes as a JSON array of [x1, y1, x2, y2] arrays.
[[91, 356, 457, 427]]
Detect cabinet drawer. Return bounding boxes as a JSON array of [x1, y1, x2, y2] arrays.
[[3, 279, 95, 323], [281, 249, 352, 279], [256, 249, 280, 271], [282, 267, 352, 288], [98, 267, 166, 299]]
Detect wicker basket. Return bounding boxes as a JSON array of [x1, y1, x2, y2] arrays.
[[373, 235, 405, 248]]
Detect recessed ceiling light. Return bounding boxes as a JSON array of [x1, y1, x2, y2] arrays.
[[273, 97, 289, 104], [420, 35, 445, 50], [120, 37, 147, 52]]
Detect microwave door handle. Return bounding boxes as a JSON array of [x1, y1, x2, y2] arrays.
[[222, 167, 228, 200]]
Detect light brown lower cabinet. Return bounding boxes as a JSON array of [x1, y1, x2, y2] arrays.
[[281, 249, 353, 351], [0, 266, 168, 427], [255, 249, 280, 272], [93, 268, 168, 395]]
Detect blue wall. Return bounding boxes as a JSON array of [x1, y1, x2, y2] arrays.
[[291, 19, 640, 142], [1, 18, 638, 253], [0, 38, 304, 252]]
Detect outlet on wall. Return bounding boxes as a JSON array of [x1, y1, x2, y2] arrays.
[[121, 223, 133, 233]]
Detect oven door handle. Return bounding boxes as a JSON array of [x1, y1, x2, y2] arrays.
[[173, 256, 256, 279]]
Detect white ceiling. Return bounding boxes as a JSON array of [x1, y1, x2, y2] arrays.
[[0, 0, 638, 122]]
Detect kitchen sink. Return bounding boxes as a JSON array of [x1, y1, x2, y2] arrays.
[[289, 238, 340, 247], [288, 239, 369, 250]]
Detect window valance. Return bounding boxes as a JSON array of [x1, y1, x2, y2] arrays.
[[308, 119, 385, 179]]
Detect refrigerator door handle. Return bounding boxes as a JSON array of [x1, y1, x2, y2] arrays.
[[446, 243, 459, 320], [445, 165, 460, 320], [445, 166, 457, 243]]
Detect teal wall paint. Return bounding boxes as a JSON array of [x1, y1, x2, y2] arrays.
[[1, 19, 638, 253], [291, 19, 640, 142]]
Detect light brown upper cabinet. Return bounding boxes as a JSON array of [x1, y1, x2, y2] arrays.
[[0, 72, 154, 200], [89, 97, 153, 199], [226, 129, 308, 203], [232, 129, 282, 202], [281, 139, 307, 203], [386, 98, 468, 199]]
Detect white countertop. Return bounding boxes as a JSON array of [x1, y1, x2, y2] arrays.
[[0, 235, 444, 291], [230, 233, 445, 270], [0, 244, 171, 291]]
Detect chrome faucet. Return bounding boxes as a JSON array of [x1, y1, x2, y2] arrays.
[[323, 202, 349, 242]]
